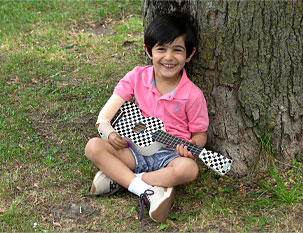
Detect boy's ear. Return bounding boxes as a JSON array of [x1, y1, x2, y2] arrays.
[[185, 47, 197, 63], [144, 44, 152, 59]]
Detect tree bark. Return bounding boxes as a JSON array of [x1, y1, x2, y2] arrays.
[[142, 0, 303, 175]]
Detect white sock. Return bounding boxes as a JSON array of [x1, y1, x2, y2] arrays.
[[135, 172, 145, 180], [128, 177, 152, 196]]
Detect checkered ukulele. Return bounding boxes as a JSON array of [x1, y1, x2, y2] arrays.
[[99, 101, 232, 175]]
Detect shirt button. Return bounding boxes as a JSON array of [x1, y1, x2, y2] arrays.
[[158, 100, 161, 104]]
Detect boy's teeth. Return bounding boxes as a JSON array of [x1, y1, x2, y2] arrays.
[[163, 64, 174, 68]]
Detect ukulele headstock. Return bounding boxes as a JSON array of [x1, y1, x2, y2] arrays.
[[198, 149, 233, 175]]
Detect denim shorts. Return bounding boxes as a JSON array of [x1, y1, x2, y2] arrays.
[[129, 147, 179, 173]]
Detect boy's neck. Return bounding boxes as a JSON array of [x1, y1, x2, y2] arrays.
[[154, 71, 182, 96]]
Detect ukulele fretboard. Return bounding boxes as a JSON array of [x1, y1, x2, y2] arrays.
[[153, 130, 203, 157]]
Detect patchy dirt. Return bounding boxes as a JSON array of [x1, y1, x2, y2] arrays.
[[88, 23, 113, 36], [64, 202, 96, 219]]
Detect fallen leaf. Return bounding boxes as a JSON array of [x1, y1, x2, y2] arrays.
[[53, 221, 61, 227], [0, 208, 7, 213], [31, 78, 39, 84]]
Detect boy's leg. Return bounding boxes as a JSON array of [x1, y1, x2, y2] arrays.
[[85, 138, 175, 222], [85, 137, 136, 188], [141, 157, 199, 187], [135, 156, 197, 222], [85, 137, 153, 196]]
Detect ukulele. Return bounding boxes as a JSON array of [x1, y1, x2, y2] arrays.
[[98, 101, 232, 175]]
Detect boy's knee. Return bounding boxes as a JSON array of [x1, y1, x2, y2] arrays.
[[190, 163, 199, 181], [85, 137, 103, 160], [184, 162, 199, 182], [174, 159, 199, 183]]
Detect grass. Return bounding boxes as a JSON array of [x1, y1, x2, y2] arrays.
[[259, 161, 303, 204], [1, 0, 303, 232]]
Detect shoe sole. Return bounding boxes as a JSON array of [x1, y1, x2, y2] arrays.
[[90, 171, 103, 195], [150, 187, 175, 222]]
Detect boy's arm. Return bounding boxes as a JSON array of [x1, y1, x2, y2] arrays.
[[96, 93, 127, 150], [190, 132, 207, 147], [176, 132, 207, 160], [96, 93, 125, 135]]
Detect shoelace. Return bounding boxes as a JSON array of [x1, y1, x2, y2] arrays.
[[137, 189, 154, 220], [106, 181, 125, 196], [109, 181, 120, 192]]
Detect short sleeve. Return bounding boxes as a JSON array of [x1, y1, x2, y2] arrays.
[[187, 89, 209, 133], [113, 68, 137, 101]]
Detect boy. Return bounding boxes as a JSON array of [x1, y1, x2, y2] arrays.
[[85, 12, 209, 222]]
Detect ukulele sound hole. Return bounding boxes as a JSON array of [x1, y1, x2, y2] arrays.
[[133, 123, 146, 134]]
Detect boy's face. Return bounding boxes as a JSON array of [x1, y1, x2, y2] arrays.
[[144, 35, 196, 82]]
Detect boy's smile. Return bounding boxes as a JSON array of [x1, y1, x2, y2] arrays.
[[144, 35, 196, 84]]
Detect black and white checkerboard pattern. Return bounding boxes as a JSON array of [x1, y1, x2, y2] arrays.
[[198, 148, 232, 175], [110, 102, 164, 147]]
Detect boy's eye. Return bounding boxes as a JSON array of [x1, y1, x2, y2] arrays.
[[174, 47, 185, 52], [156, 47, 165, 51]]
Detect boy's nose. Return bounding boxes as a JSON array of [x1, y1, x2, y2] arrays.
[[164, 50, 174, 60]]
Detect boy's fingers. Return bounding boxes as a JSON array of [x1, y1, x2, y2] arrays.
[[188, 151, 195, 160], [115, 140, 127, 150], [177, 144, 195, 160], [183, 146, 196, 160], [183, 145, 188, 157], [178, 144, 184, 156], [108, 132, 128, 150]]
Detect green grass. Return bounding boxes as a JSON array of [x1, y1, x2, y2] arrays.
[[259, 162, 303, 204], [1, 0, 303, 232]]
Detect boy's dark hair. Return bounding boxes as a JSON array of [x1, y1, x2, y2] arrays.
[[144, 12, 197, 58]]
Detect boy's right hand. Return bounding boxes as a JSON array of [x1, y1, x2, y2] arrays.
[[176, 144, 196, 161], [108, 132, 128, 151]]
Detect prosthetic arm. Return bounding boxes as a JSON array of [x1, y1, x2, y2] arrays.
[[96, 94, 126, 139]]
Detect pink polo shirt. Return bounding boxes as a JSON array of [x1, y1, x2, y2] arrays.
[[114, 65, 209, 141]]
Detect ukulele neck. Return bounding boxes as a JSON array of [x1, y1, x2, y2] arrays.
[[154, 131, 203, 157]]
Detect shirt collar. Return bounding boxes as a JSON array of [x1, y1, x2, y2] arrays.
[[172, 69, 191, 100], [143, 65, 192, 100]]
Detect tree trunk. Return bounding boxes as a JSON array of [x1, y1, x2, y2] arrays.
[[142, 0, 303, 175]]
